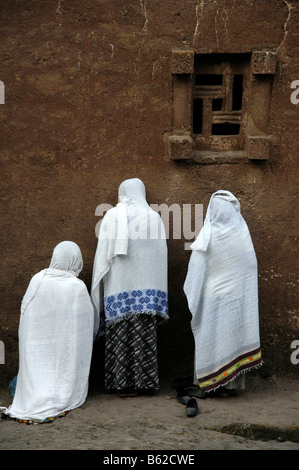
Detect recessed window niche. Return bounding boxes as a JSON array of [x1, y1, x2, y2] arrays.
[[168, 49, 276, 163]]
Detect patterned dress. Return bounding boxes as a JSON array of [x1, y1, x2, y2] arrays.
[[105, 315, 159, 392]]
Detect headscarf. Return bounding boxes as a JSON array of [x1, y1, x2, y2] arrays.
[[49, 240, 83, 276], [21, 241, 83, 315], [189, 190, 241, 252]]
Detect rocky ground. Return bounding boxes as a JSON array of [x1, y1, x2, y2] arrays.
[[0, 375, 298, 452]]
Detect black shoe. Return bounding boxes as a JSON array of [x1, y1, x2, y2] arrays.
[[176, 386, 190, 405], [186, 385, 206, 399], [185, 398, 199, 417]]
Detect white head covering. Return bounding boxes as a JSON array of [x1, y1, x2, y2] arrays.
[[49, 241, 83, 276], [189, 190, 241, 252], [1, 241, 94, 421], [20, 241, 83, 316], [184, 190, 262, 392], [118, 177, 147, 203]]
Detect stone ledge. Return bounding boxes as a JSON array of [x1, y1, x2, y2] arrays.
[[192, 150, 246, 164]]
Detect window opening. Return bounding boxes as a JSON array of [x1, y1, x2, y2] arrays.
[[212, 98, 223, 111], [195, 74, 223, 86], [192, 53, 250, 153], [193, 98, 203, 134], [212, 123, 240, 135], [232, 74, 243, 111]]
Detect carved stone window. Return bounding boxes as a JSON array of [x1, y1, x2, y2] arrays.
[[192, 54, 249, 158], [168, 49, 276, 163]]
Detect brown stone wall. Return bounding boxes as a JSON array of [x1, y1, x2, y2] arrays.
[[0, 0, 298, 387]]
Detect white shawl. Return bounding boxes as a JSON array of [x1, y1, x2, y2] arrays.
[[91, 178, 168, 334], [184, 191, 262, 392], [1, 241, 94, 421]]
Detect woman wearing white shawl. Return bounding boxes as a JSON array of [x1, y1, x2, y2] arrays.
[[1, 241, 94, 423], [91, 178, 168, 395], [184, 191, 262, 394]]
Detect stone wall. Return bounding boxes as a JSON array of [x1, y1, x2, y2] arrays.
[[0, 0, 298, 387]]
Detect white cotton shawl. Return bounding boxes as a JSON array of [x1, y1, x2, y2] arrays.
[[1, 241, 94, 421], [91, 178, 168, 333], [184, 191, 262, 392]]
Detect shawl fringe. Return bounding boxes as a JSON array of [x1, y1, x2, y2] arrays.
[[203, 361, 264, 394], [199, 354, 264, 393]]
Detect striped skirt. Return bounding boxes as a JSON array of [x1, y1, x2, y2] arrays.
[[105, 314, 159, 392]]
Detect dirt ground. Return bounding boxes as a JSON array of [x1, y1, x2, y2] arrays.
[[0, 375, 298, 451]]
